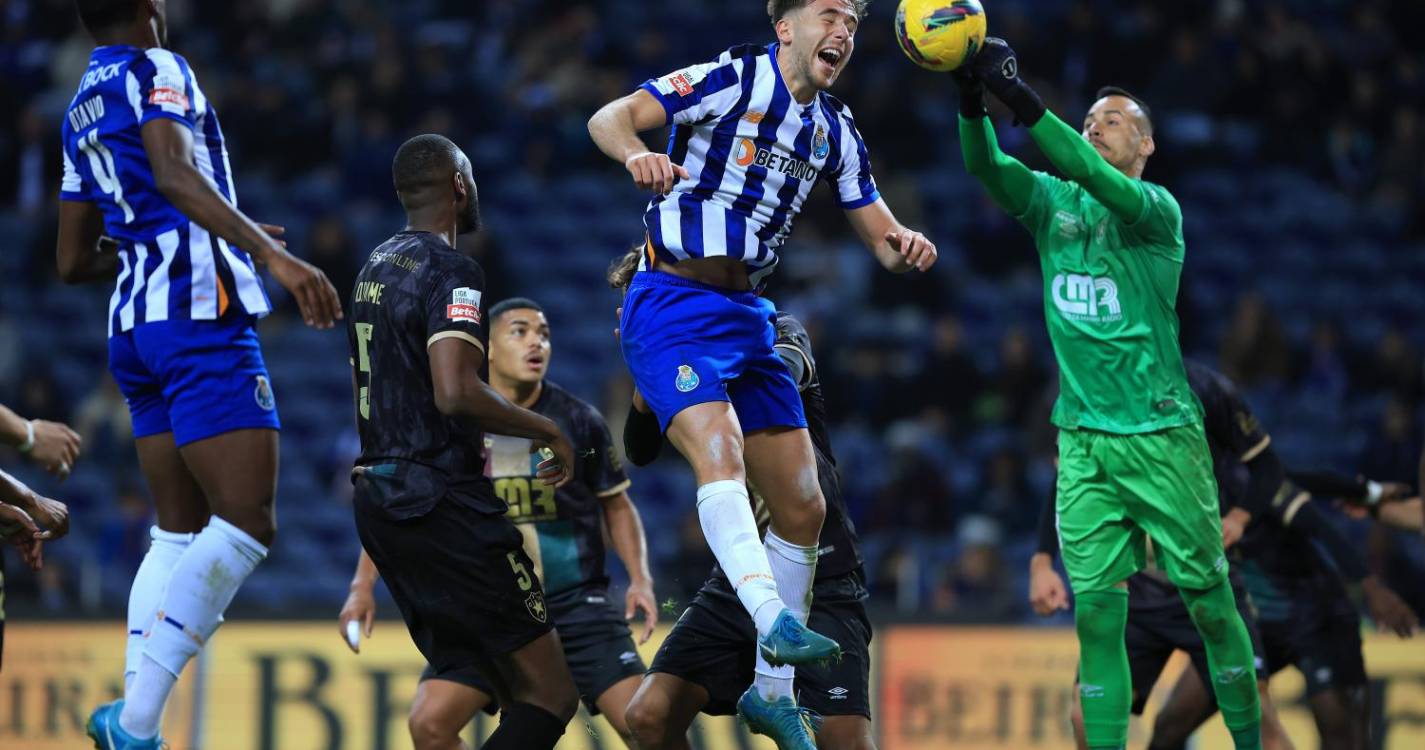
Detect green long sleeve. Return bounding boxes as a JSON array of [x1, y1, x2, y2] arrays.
[[1028, 112, 1147, 224], [958, 114, 1037, 217]]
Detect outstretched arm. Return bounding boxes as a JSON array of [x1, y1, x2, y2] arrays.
[[1027, 113, 1147, 224], [959, 114, 1038, 217], [965, 38, 1149, 225]]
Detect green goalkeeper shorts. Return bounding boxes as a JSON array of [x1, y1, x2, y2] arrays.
[[1055, 422, 1228, 593]]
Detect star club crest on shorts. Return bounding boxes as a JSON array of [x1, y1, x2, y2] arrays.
[[813, 124, 829, 160], [675, 364, 700, 393], [253, 375, 275, 411], [525, 591, 547, 623]]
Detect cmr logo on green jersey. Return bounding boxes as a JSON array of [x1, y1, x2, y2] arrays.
[[1052, 273, 1121, 322]]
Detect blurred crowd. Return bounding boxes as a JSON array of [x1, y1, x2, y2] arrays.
[[2, 0, 1423, 621]]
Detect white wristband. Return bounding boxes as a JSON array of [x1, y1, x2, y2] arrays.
[[17, 420, 35, 453], [1366, 480, 1383, 505]]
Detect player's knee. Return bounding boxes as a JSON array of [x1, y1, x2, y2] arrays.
[[1185, 597, 1230, 642], [408, 704, 461, 749], [625, 692, 671, 747], [218, 504, 277, 547]]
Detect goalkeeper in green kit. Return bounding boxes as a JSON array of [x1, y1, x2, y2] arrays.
[[955, 39, 1262, 750]]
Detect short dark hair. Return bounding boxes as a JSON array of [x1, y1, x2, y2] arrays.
[[75, 0, 138, 32], [1095, 86, 1154, 136], [767, 0, 869, 23], [392, 134, 462, 196], [489, 297, 544, 324]]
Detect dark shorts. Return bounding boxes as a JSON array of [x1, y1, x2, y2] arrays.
[[109, 312, 280, 447], [1120, 574, 1268, 715], [1257, 584, 1366, 696], [649, 571, 872, 719], [619, 271, 806, 433], [421, 588, 646, 715], [353, 481, 552, 677]]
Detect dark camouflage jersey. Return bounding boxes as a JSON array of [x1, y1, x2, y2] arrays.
[[483, 381, 630, 607], [715, 311, 863, 582], [348, 231, 500, 517]]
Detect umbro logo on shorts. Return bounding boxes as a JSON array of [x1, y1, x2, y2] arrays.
[[828, 686, 849, 700]]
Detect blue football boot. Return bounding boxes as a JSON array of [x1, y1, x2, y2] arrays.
[[737, 686, 823, 750], [758, 608, 841, 667]]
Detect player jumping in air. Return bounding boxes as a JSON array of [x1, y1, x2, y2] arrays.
[[603, 251, 878, 750], [956, 39, 1261, 750], [347, 134, 580, 750], [587, 4, 934, 745], [338, 296, 656, 750], [59, 2, 343, 748]]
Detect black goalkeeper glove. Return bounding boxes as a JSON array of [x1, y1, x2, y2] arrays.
[[952, 68, 987, 118], [969, 37, 1046, 127]]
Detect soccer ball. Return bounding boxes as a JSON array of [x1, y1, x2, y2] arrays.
[[894, 0, 988, 72]]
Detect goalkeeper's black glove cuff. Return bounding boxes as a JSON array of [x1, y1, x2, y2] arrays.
[[994, 80, 1046, 127]]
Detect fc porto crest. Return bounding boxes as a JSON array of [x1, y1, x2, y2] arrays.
[[525, 591, 548, 623], [675, 364, 700, 393], [812, 125, 830, 160], [253, 375, 275, 411]]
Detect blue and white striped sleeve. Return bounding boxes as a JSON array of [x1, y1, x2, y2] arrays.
[[125, 48, 197, 129], [639, 52, 744, 126], [60, 146, 89, 201], [831, 112, 880, 209]]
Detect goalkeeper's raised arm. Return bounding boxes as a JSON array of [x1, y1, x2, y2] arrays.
[[957, 38, 1171, 233]]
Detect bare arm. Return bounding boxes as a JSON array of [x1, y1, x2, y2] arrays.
[[587, 90, 688, 194], [55, 200, 120, 283], [142, 119, 342, 328], [428, 338, 573, 486], [601, 490, 658, 644], [0, 403, 81, 477], [337, 548, 380, 653], [844, 198, 938, 274]]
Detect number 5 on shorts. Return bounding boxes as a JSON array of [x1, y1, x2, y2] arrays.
[[507, 552, 533, 591]]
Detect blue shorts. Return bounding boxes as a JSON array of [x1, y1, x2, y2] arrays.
[[109, 313, 281, 447], [619, 271, 805, 433]]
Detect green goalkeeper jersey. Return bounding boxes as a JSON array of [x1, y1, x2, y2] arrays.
[[961, 112, 1199, 434]]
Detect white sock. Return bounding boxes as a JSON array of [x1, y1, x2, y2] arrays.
[[754, 530, 819, 701], [120, 516, 266, 739], [119, 656, 176, 738], [125, 527, 195, 694], [696, 480, 785, 636]]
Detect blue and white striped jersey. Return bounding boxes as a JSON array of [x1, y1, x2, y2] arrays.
[[639, 42, 880, 287], [60, 45, 270, 337]]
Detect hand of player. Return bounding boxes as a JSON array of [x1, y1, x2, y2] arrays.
[[885, 228, 937, 272], [969, 37, 1023, 97], [264, 247, 344, 330], [614, 306, 622, 341], [1220, 508, 1250, 550], [625, 151, 689, 195], [0, 503, 49, 570], [337, 586, 377, 654], [950, 68, 987, 118], [1361, 576, 1418, 638], [534, 432, 576, 488], [1028, 556, 1069, 617], [20, 493, 69, 540], [27, 419, 82, 479], [625, 579, 659, 645]]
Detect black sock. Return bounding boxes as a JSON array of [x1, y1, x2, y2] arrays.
[[481, 702, 567, 750]]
